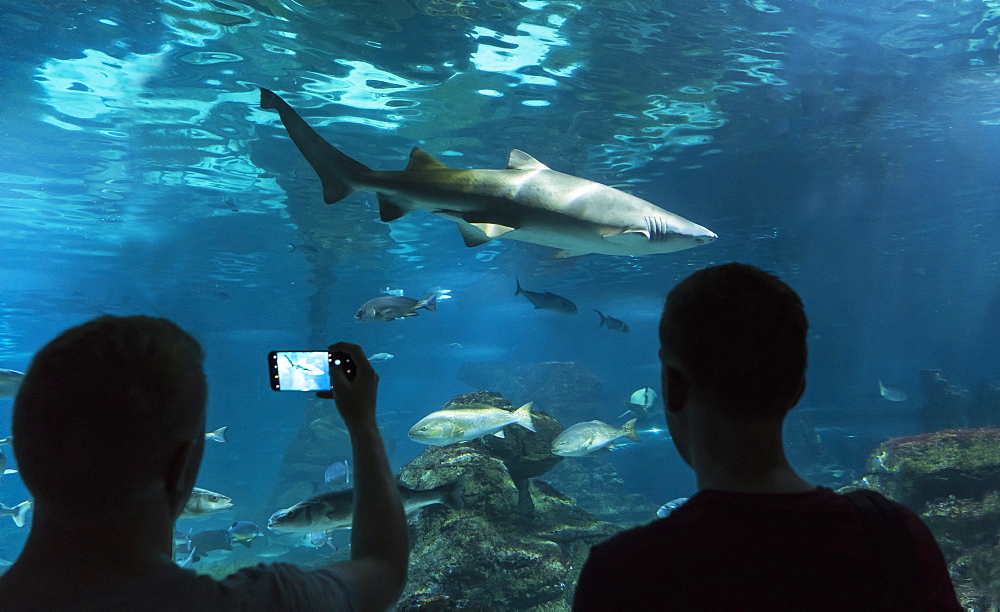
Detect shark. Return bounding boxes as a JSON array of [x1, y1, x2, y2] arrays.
[[260, 88, 717, 258]]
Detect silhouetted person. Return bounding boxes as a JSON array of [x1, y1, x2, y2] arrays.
[[0, 315, 407, 610], [573, 263, 959, 611]]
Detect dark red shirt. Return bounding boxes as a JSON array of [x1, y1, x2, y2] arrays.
[[573, 487, 959, 611]]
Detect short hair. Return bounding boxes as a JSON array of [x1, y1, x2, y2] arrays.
[[660, 263, 807, 418], [13, 315, 207, 506]]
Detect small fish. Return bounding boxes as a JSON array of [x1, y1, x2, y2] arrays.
[[382, 287, 405, 297], [367, 352, 395, 362], [268, 477, 466, 534], [226, 521, 262, 548], [594, 310, 630, 333], [355, 293, 437, 322], [0, 369, 25, 398], [551, 418, 640, 457], [408, 402, 536, 446], [324, 459, 350, 487], [180, 487, 233, 519], [656, 497, 689, 518], [0, 449, 18, 480], [878, 380, 907, 402], [305, 530, 337, 550], [619, 387, 658, 419], [205, 426, 229, 444], [515, 279, 577, 314], [0, 500, 31, 527], [185, 529, 232, 561]]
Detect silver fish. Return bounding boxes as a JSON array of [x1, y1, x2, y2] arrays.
[[260, 88, 717, 258], [180, 487, 233, 519], [878, 380, 907, 402], [656, 497, 690, 518], [619, 387, 658, 419], [268, 477, 466, 534], [515, 279, 577, 314], [355, 294, 437, 322], [551, 418, 640, 457], [0, 369, 25, 398], [367, 352, 395, 362], [408, 402, 536, 446]]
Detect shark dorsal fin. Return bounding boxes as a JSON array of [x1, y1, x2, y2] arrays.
[[406, 148, 451, 171], [507, 150, 549, 171]]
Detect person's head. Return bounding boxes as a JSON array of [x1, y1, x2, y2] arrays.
[[659, 263, 808, 421], [13, 315, 207, 516]]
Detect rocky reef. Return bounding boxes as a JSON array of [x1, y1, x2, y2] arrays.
[[920, 370, 1000, 431], [396, 391, 625, 610], [456, 360, 603, 423], [860, 428, 1000, 608]]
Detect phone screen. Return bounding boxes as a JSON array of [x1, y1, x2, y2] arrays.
[[268, 351, 331, 391]]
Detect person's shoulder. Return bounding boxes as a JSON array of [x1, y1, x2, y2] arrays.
[[215, 562, 358, 609]]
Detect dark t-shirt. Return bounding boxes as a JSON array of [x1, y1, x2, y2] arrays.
[[573, 487, 960, 611]]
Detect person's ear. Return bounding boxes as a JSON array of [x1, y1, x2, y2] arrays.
[[666, 367, 689, 413]]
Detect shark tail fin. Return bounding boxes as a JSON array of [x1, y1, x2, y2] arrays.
[[513, 401, 536, 432], [11, 500, 31, 527], [260, 88, 371, 205], [622, 418, 641, 443], [515, 278, 524, 296]]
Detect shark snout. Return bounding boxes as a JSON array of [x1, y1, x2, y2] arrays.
[[696, 229, 718, 245]]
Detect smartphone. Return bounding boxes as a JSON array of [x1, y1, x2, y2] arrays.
[[268, 351, 332, 391]]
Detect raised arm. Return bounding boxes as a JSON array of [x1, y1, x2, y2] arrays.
[[317, 342, 408, 610]]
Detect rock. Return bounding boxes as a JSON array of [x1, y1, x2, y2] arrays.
[[398, 420, 621, 610], [541, 457, 655, 528], [862, 428, 1000, 508], [855, 428, 1000, 609], [920, 370, 968, 431], [968, 380, 1000, 428], [456, 361, 602, 422]]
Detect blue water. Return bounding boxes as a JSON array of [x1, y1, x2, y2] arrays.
[[1, 0, 998, 583]]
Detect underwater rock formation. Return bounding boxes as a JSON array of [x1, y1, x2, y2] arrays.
[[266, 397, 354, 511], [540, 459, 656, 528], [863, 428, 1000, 507], [456, 360, 602, 422], [860, 428, 1000, 607], [920, 369, 969, 431], [397, 393, 622, 610]]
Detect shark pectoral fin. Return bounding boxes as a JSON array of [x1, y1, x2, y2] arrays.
[[469, 223, 516, 240], [377, 195, 409, 222], [507, 149, 550, 171], [553, 250, 588, 259], [407, 148, 451, 171], [601, 229, 650, 245], [456, 223, 494, 247]]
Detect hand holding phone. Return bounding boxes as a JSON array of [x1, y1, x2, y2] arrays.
[[268, 351, 332, 391], [329, 351, 356, 381]]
